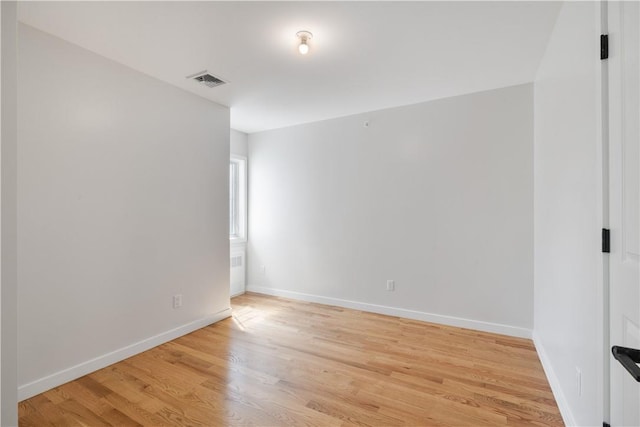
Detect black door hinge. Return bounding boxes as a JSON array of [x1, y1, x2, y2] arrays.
[[601, 34, 609, 60], [602, 228, 611, 253]]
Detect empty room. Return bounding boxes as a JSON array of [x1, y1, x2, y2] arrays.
[[1, 0, 639, 426]]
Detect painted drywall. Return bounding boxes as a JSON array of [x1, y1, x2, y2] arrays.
[[533, 2, 603, 425], [247, 84, 534, 334], [17, 2, 562, 133], [231, 129, 248, 157], [17, 25, 231, 399], [2, 2, 18, 424]]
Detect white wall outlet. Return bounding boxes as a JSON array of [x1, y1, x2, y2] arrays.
[[173, 294, 183, 309], [575, 367, 582, 396], [386, 280, 395, 291], [261, 265, 266, 275]]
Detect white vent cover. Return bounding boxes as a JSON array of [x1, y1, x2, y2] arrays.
[[230, 250, 245, 297], [231, 255, 243, 268], [186, 70, 227, 88]]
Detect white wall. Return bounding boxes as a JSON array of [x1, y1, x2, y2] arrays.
[[1, 2, 18, 424], [533, 2, 603, 426], [17, 25, 231, 399], [231, 129, 248, 157], [248, 84, 534, 336]]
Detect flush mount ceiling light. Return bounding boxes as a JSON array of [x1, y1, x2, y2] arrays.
[[296, 30, 313, 55]]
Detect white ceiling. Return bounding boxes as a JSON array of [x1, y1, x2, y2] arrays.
[[18, 1, 561, 134]]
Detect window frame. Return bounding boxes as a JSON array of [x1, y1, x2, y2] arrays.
[[229, 155, 247, 243]]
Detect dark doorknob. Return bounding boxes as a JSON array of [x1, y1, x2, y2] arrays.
[[612, 346, 640, 382]]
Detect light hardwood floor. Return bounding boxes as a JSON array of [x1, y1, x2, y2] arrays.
[[19, 292, 562, 426]]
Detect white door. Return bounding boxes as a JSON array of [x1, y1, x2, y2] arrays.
[[609, 2, 640, 425]]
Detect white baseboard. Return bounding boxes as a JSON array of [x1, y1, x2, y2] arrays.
[[246, 285, 531, 339], [18, 307, 232, 401], [532, 332, 577, 427]]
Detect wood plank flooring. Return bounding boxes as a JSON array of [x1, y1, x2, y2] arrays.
[[19, 292, 562, 426]]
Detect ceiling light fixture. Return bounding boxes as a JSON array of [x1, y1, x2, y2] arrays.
[[296, 31, 313, 55]]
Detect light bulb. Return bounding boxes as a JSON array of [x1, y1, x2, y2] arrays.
[[296, 31, 313, 55]]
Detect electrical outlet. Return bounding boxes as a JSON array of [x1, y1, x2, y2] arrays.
[[173, 294, 183, 309], [261, 265, 266, 275], [575, 367, 582, 396], [386, 280, 395, 291]]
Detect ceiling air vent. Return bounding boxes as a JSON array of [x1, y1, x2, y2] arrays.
[[187, 71, 227, 88]]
